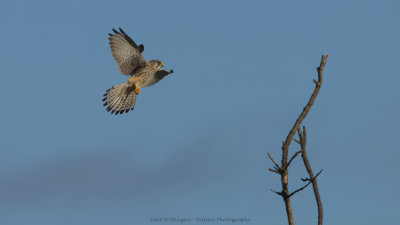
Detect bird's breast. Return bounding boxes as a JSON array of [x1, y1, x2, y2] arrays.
[[129, 68, 158, 88]]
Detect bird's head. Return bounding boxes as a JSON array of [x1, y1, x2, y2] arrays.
[[149, 60, 164, 70]]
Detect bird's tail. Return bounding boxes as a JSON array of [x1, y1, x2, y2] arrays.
[[102, 82, 137, 115]]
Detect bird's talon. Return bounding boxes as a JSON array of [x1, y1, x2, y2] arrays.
[[134, 86, 141, 95]]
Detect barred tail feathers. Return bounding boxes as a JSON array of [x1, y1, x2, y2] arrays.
[[102, 82, 137, 114]]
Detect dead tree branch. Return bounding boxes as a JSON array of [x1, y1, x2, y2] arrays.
[[297, 126, 324, 225], [285, 150, 302, 170], [289, 169, 323, 198], [268, 54, 328, 225]]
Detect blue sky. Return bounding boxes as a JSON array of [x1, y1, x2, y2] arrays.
[[1, 0, 399, 224]]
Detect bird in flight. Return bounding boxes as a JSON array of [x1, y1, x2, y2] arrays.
[[102, 28, 174, 114]]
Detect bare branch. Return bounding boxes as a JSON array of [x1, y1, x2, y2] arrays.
[[286, 150, 303, 170], [315, 169, 323, 178], [303, 126, 307, 143], [289, 180, 312, 197], [268, 152, 280, 169], [301, 169, 323, 182], [269, 168, 280, 174], [301, 131, 324, 225], [271, 189, 283, 196], [290, 170, 323, 198], [281, 54, 328, 171], [269, 54, 328, 225]]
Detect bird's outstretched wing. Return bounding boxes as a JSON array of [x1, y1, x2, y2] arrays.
[[109, 28, 147, 75], [102, 82, 137, 114]]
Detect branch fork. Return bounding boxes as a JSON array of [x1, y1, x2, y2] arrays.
[[267, 54, 328, 225]]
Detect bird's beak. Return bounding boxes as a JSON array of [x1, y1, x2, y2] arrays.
[[160, 62, 164, 67]]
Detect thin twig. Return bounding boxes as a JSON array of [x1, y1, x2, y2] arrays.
[[301, 169, 323, 182], [271, 189, 283, 196], [268, 153, 280, 169], [289, 181, 312, 198], [285, 150, 302, 170], [290, 170, 323, 198], [269, 168, 280, 174]]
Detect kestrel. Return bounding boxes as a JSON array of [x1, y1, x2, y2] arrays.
[[102, 28, 174, 114]]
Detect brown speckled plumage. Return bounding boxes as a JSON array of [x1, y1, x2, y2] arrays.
[[102, 28, 173, 115]]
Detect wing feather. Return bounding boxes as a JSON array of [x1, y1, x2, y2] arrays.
[[109, 28, 147, 75]]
